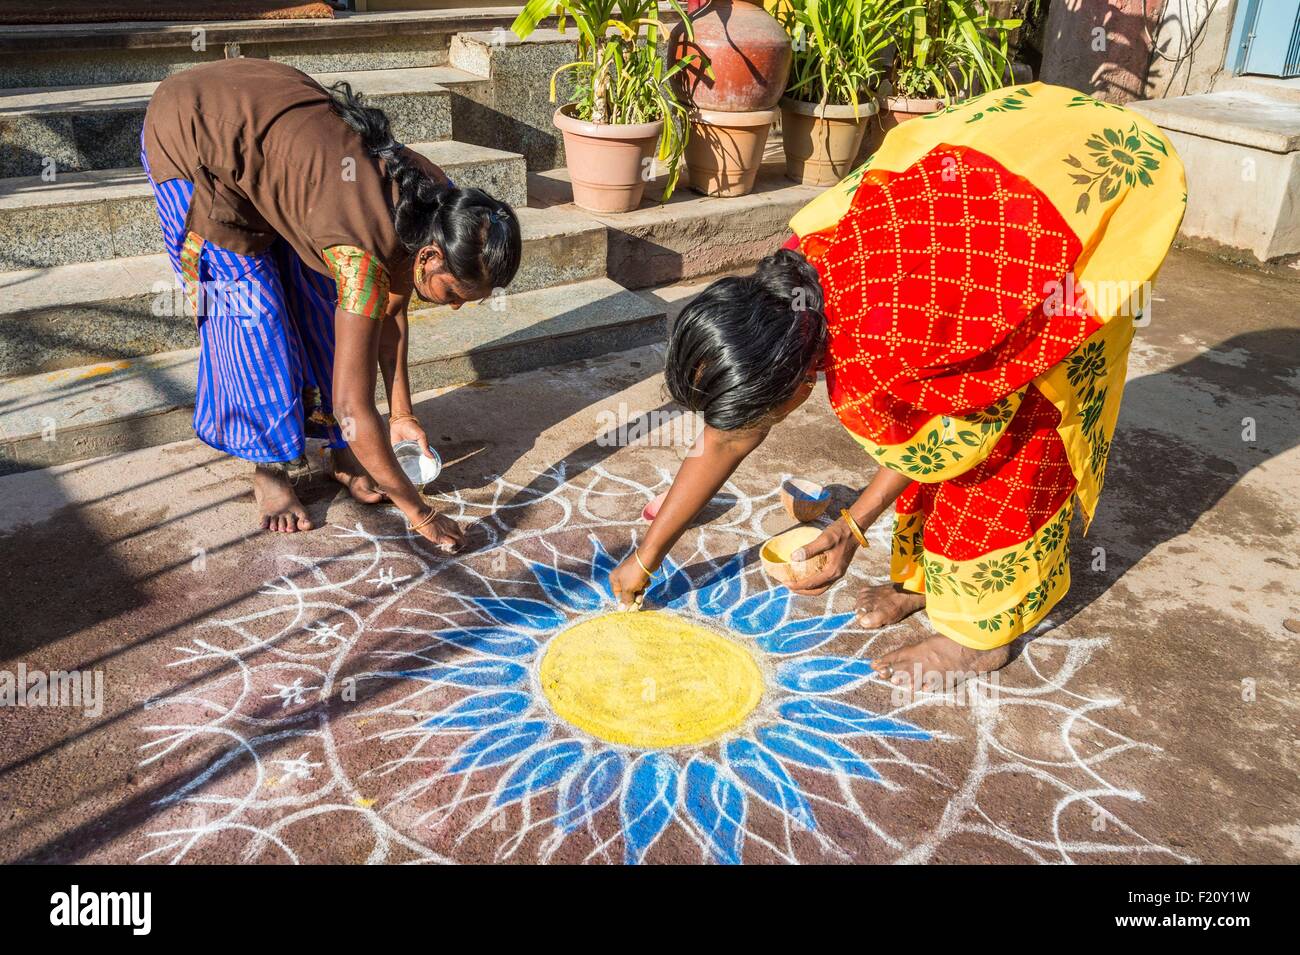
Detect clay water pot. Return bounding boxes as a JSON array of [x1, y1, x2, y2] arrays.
[[780, 96, 879, 186], [671, 0, 792, 113], [685, 106, 776, 197], [780, 478, 830, 523], [760, 525, 826, 587], [553, 104, 663, 214]]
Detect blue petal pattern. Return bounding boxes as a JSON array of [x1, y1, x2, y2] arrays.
[[646, 554, 694, 609], [756, 724, 882, 781], [724, 739, 817, 831], [448, 720, 550, 773], [683, 758, 746, 865], [556, 750, 625, 833], [756, 613, 856, 655], [588, 535, 621, 598], [620, 752, 679, 864], [694, 554, 746, 617], [390, 533, 938, 864], [779, 698, 931, 739], [529, 562, 605, 613], [493, 740, 586, 807], [423, 626, 538, 659], [399, 660, 527, 687], [421, 691, 530, 730], [470, 596, 566, 631], [775, 656, 874, 694], [727, 588, 792, 635]]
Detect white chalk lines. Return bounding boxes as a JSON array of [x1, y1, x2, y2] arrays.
[[136, 464, 1187, 864]]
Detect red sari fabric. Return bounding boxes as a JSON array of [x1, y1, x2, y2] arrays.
[[796, 145, 1101, 648], [811, 145, 1101, 445]]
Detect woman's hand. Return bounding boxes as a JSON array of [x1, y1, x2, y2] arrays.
[[786, 520, 860, 596], [610, 555, 654, 611], [389, 414, 433, 457], [407, 504, 465, 553]]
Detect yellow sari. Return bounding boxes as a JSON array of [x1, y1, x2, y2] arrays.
[[788, 84, 1186, 648]]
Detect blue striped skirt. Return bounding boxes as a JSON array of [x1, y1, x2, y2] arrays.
[[143, 147, 345, 463]]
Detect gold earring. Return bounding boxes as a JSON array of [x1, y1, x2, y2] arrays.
[[414, 260, 425, 285]]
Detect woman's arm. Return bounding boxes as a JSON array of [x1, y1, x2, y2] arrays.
[[378, 292, 413, 417], [609, 424, 769, 607], [333, 306, 461, 549], [378, 291, 438, 456]]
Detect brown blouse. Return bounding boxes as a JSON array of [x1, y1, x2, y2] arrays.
[[143, 58, 443, 318]]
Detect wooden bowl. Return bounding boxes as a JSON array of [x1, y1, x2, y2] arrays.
[[760, 525, 826, 587], [780, 478, 830, 523], [642, 491, 668, 523]]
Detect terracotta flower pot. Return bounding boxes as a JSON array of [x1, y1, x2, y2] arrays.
[[858, 92, 944, 160], [671, 0, 792, 112], [884, 93, 945, 124], [553, 104, 664, 214], [685, 106, 775, 197], [780, 96, 879, 186]]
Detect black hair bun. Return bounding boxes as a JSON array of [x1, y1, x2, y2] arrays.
[[754, 247, 825, 315]]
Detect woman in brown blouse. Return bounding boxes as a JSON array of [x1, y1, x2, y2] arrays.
[[142, 59, 521, 547]]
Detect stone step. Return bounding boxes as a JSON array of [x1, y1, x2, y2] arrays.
[[0, 204, 607, 378], [0, 8, 544, 89], [0, 140, 525, 271], [528, 154, 823, 290], [1219, 76, 1300, 106], [1129, 90, 1300, 154], [1129, 91, 1300, 262], [447, 29, 578, 172], [0, 66, 457, 178], [0, 276, 664, 474]]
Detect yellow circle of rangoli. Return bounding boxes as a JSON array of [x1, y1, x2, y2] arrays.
[[539, 611, 763, 748]]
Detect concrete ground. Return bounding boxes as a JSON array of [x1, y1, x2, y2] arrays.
[[0, 246, 1297, 864]]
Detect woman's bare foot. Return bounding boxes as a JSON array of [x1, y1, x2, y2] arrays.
[[871, 635, 1012, 692], [330, 446, 386, 504], [253, 466, 314, 533], [856, 582, 927, 629]]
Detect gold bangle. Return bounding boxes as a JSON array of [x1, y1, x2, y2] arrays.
[[389, 413, 419, 425], [840, 508, 869, 549], [633, 550, 659, 581], [408, 506, 438, 532]]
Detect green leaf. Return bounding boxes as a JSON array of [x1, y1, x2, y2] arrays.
[[511, 0, 557, 40]]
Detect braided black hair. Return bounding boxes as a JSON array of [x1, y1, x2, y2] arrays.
[[328, 81, 521, 291], [665, 249, 827, 431]]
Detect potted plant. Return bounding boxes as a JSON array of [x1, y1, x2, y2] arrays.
[[671, 1, 791, 197], [881, 0, 1021, 130], [512, 0, 702, 214], [776, 0, 906, 186]]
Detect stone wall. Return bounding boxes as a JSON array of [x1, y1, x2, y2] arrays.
[[1039, 0, 1167, 102], [1144, 0, 1237, 98]]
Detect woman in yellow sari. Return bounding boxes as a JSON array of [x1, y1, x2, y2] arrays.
[[609, 84, 1186, 688]]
